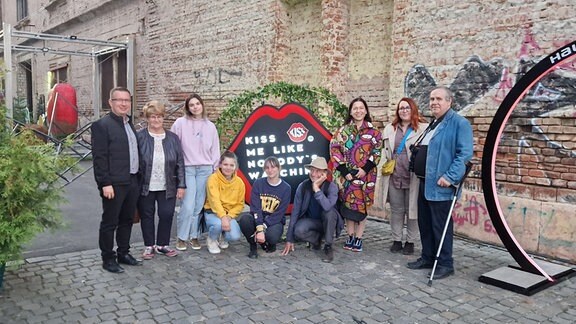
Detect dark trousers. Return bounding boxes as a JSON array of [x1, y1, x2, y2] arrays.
[[417, 181, 454, 269], [238, 213, 284, 246], [293, 208, 339, 245], [138, 190, 176, 247], [99, 175, 139, 261]]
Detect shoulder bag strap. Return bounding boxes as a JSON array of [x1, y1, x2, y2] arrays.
[[395, 128, 413, 155]]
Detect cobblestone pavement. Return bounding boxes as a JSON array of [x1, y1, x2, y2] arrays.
[[1, 220, 575, 324]]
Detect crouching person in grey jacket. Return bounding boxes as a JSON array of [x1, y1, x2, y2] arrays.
[[281, 157, 343, 263]]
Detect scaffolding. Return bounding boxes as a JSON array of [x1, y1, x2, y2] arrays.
[[0, 23, 135, 186], [0, 22, 135, 119]]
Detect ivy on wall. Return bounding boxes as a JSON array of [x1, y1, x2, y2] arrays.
[[216, 81, 348, 149]]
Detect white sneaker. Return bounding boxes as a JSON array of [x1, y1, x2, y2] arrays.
[[206, 236, 221, 254], [218, 234, 229, 249]]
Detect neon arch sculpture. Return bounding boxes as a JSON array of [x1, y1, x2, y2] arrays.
[[481, 40, 576, 294]]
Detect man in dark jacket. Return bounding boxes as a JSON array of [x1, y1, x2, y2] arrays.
[[91, 87, 142, 273], [281, 157, 343, 262]]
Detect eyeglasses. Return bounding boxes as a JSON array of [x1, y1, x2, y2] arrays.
[[111, 98, 132, 103], [399, 107, 411, 111], [148, 115, 164, 120]]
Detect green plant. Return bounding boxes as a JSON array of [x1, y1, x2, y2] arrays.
[[216, 82, 348, 148], [0, 105, 73, 264], [12, 97, 30, 124]]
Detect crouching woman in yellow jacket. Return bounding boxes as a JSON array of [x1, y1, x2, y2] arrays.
[[203, 150, 246, 254]]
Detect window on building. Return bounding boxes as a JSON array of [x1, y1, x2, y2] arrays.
[[21, 61, 33, 115], [17, 0, 28, 21], [98, 50, 127, 109], [49, 64, 68, 89]]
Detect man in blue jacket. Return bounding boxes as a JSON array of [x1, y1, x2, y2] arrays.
[[91, 87, 142, 273], [281, 157, 343, 263], [406, 86, 473, 280]]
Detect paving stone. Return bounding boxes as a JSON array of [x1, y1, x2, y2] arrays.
[[1, 220, 574, 323]]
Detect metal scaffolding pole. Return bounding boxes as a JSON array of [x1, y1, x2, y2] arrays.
[[127, 37, 135, 118], [92, 48, 100, 119], [3, 22, 13, 119]]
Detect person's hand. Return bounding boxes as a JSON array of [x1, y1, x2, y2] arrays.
[[281, 242, 295, 256], [221, 216, 231, 232], [345, 173, 354, 181], [102, 185, 114, 199], [437, 176, 452, 188], [356, 169, 366, 179], [312, 173, 327, 192], [255, 231, 266, 243], [176, 188, 185, 200]]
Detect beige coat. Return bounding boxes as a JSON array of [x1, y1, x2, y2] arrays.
[[380, 122, 429, 220]]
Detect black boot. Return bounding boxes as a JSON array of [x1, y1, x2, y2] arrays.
[[265, 243, 276, 253], [248, 243, 258, 259], [260, 242, 269, 252], [390, 241, 403, 253], [402, 242, 414, 255], [322, 244, 334, 263]]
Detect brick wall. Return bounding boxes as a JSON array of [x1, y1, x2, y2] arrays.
[[346, 0, 393, 125], [8, 0, 576, 262], [141, 0, 278, 120], [374, 0, 576, 262]]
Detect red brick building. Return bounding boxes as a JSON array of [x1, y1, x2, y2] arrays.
[[1, 0, 574, 262]]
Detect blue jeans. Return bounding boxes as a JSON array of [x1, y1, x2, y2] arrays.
[[177, 165, 212, 240], [204, 212, 242, 242]]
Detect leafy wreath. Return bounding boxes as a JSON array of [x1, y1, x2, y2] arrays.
[[216, 81, 348, 149]]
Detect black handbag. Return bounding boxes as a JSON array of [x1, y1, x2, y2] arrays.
[[410, 145, 428, 178]]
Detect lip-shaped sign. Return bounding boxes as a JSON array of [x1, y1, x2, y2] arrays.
[[228, 103, 333, 211], [482, 40, 576, 282]]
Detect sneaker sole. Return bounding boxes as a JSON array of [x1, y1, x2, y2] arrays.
[[156, 249, 178, 257], [190, 241, 202, 250], [175, 246, 187, 251]]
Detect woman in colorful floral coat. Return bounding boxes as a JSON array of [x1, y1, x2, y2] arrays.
[[330, 97, 383, 252]]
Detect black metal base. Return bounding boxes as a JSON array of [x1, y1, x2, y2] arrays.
[[479, 260, 576, 296], [478, 260, 576, 296]]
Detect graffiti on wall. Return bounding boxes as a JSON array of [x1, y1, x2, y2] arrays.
[[404, 55, 503, 114], [453, 194, 560, 238], [404, 27, 576, 118], [193, 67, 243, 86], [404, 26, 576, 165], [453, 194, 495, 234]]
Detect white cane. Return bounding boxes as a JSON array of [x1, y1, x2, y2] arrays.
[[428, 161, 473, 286]]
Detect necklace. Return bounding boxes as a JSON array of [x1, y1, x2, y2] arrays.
[[189, 118, 204, 138]]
